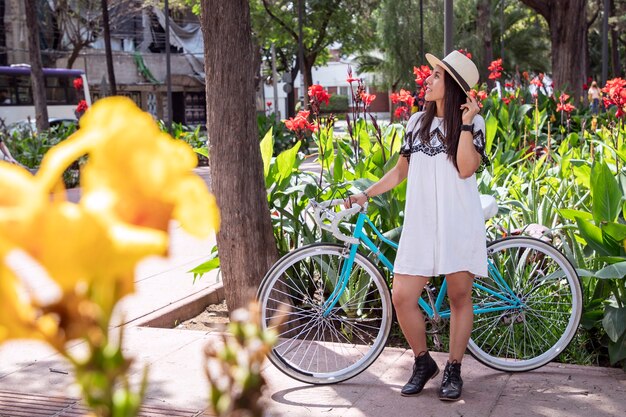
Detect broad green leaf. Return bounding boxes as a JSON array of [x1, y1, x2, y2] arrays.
[[558, 209, 593, 222], [318, 128, 335, 169], [276, 141, 301, 183], [608, 331, 626, 365], [576, 217, 617, 256], [617, 143, 626, 163], [570, 163, 591, 189], [333, 144, 344, 183], [260, 127, 274, 178], [485, 113, 497, 155], [591, 161, 622, 224], [603, 222, 626, 242], [188, 250, 220, 283], [194, 147, 209, 158], [595, 261, 626, 279]]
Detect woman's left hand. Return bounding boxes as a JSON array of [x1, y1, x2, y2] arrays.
[[460, 95, 480, 125]]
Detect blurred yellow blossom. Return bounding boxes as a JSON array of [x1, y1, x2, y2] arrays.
[[0, 97, 220, 417]]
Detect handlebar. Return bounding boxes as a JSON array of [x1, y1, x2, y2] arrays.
[[308, 199, 366, 245]]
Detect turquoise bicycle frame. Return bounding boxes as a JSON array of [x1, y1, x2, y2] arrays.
[[322, 211, 524, 318]]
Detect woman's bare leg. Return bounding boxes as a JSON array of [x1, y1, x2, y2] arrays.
[[392, 274, 430, 355], [446, 271, 475, 362]]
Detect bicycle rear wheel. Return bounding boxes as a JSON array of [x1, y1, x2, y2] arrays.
[[257, 243, 392, 384], [468, 236, 582, 372]]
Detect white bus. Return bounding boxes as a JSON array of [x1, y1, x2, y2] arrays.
[[0, 65, 91, 128]]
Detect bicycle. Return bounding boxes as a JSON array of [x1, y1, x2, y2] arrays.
[[257, 197, 582, 385]]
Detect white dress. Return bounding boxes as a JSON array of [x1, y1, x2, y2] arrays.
[[393, 112, 488, 277]]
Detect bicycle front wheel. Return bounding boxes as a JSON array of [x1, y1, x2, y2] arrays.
[[468, 236, 582, 372], [257, 243, 393, 384]]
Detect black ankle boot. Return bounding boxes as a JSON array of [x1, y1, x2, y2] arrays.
[[400, 351, 439, 396], [438, 360, 463, 401]]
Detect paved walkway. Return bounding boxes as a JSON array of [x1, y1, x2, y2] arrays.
[[1, 167, 625, 416]]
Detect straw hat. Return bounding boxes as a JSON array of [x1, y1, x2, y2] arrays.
[[425, 50, 479, 97]]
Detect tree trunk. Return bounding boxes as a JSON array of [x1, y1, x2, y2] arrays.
[[201, 0, 279, 310], [477, 0, 493, 89], [549, 3, 585, 99], [0, 0, 6, 66], [24, 0, 49, 132], [520, 0, 585, 100], [101, 0, 116, 95], [610, 0, 621, 77], [66, 42, 85, 69]]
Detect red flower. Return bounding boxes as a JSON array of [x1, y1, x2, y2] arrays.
[[487, 59, 503, 81], [413, 65, 432, 87], [602, 77, 626, 117], [458, 49, 472, 59], [346, 66, 360, 84], [469, 89, 488, 107], [76, 99, 88, 113], [284, 110, 316, 133], [556, 102, 576, 113], [266, 101, 272, 107], [308, 84, 330, 106], [73, 77, 83, 90], [391, 89, 414, 107], [505, 82, 513, 88], [394, 106, 409, 119], [522, 71, 529, 81], [360, 92, 376, 107], [558, 93, 570, 104], [502, 97, 511, 105], [530, 77, 543, 88]]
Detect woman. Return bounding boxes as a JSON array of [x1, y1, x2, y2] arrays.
[[588, 81, 601, 115], [348, 50, 488, 401]]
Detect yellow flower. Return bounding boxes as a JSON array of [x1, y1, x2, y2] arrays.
[[0, 97, 220, 345], [40, 97, 219, 237]]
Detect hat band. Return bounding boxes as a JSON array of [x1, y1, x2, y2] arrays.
[[441, 59, 470, 92]]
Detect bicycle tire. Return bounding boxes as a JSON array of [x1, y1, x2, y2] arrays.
[[257, 243, 393, 384], [467, 236, 582, 372]]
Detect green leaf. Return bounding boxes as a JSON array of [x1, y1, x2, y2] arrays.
[[595, 261, 626, 279], [570, 160, 591, 189], [603, 222, 626, 241], [608, 330, 626, 365], [333, 143, 344, 183], [276, 141, 301, 183], [591, 160, 622, 224], [576, 217, 618, 256], [188, 251, 220, 283], [260, 127, 274, 178], [485, 114, 497, 155], [558, 209, 593, 222], [194, 147, 208, 158]]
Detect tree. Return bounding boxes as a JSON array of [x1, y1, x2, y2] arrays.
[[24, 0, 49, 132], [256, 0, 380, 116], [201, 0, 279, 310], [100, 0, 117, 95], [50, 0, 101, 68], [0, 0, 6, 66], [519, 0, 586, 98], [476, 0, 493, 86]]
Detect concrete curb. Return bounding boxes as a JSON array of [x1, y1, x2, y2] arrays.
[[130, 283, 225, 329]]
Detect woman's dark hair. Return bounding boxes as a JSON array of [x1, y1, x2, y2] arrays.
[[415, 70, 467, 171]]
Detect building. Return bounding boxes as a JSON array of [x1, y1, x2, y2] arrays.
[[3, 1, 208, 125], [264, 50, 391, 121]]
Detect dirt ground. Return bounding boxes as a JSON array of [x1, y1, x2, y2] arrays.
[[176, 300, 230, 331]]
